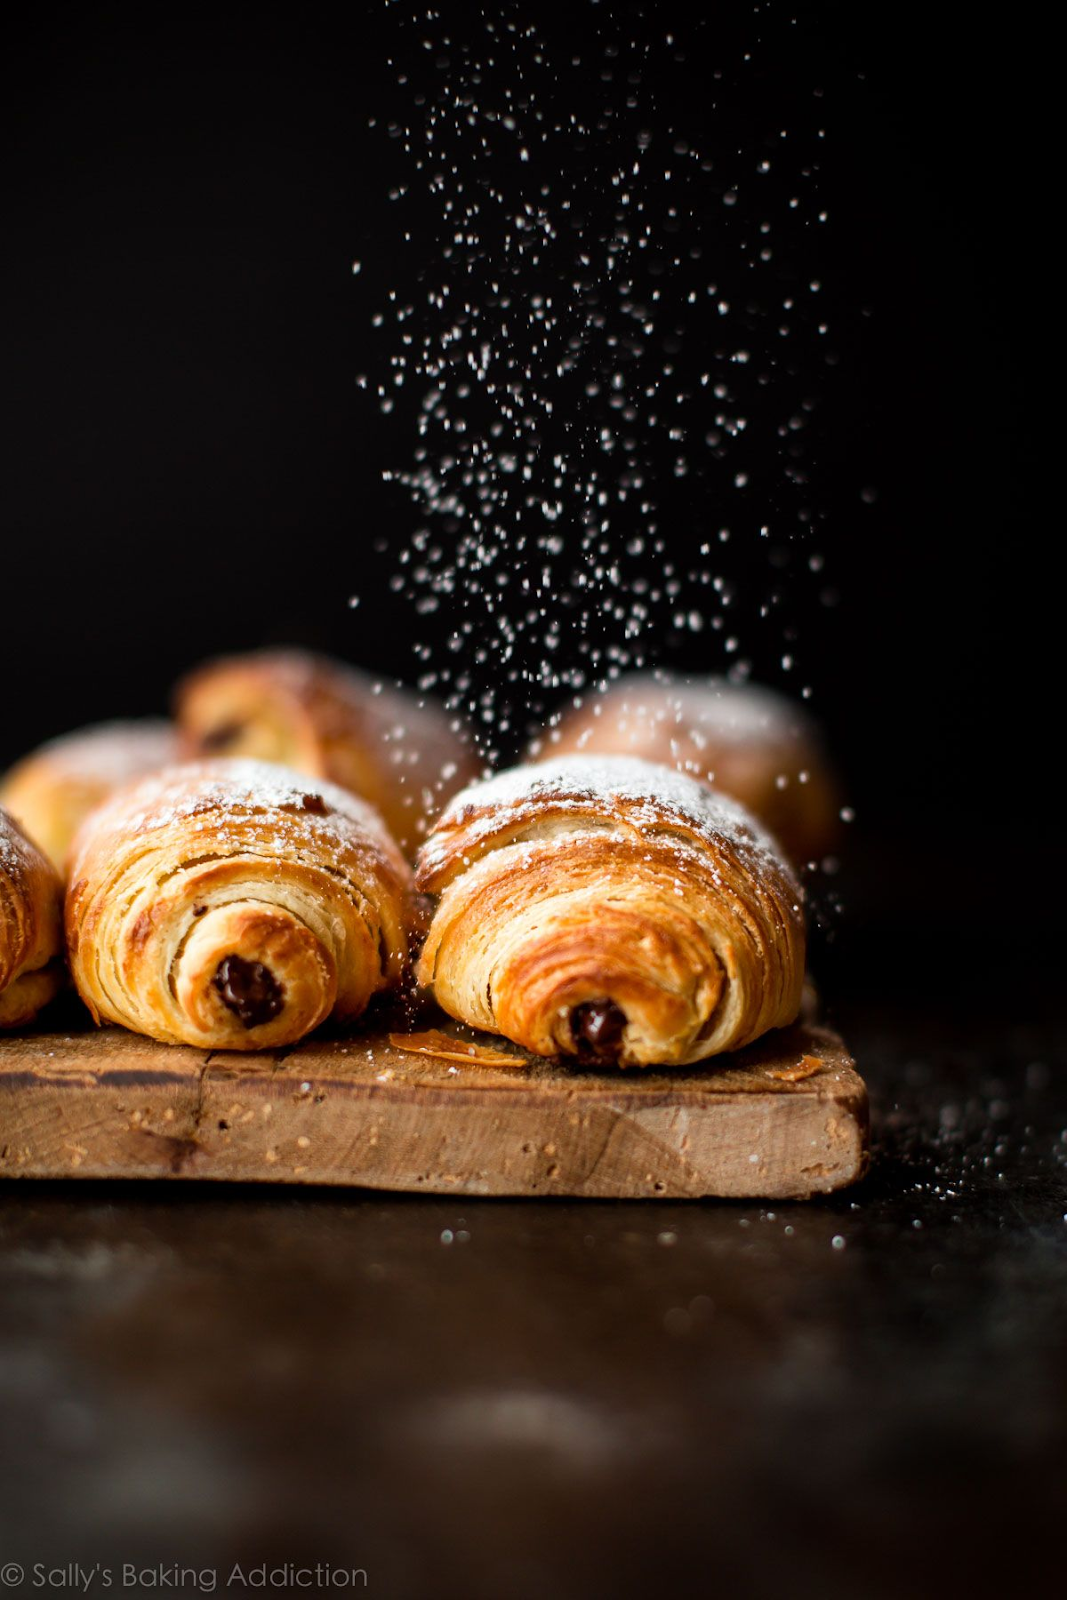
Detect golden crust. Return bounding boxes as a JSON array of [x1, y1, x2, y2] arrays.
[[0, 808, 64, 1028], [538, 675, 839, 866], [174, 651, 479, 859], [1, 720, 178, 874], [415, 755, 805, 1068], [65, 759, 415, 1051]]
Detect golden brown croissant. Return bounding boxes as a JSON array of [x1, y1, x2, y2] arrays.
[[416, 755, 805, 1068], [1, 720, 178, 873], [1, 808, 65, 1028], [66, 760, 414, 1050], [537, 675, 839, 866], [174, 650, 478, 858]]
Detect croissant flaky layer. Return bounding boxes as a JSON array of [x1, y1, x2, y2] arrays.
[[66, 760, 415, 1050], [416, 755, 805, 1068], [540, 675, 839, 866], [175, 651, 479, 858], [1, 809, 64, 1028], [1, 719, 178, 873]]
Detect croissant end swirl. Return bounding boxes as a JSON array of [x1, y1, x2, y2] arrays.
[[66, 760, 414, 1050], [1, 808, 64, 1028], [416, 756, 805, 1068]]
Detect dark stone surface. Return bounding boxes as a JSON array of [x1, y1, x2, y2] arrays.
[[0, 989, 1064, 1600]]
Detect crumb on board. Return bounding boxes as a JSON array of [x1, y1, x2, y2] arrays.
[[388, 1029, 529, 1069]]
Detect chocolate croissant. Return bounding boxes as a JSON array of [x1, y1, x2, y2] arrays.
[[175, 651, 478, 858], [1, 809, 65, 1028], [538, 675, 838, 866], [66, 760, 414, 1050], [416, 755, 805, 1068], [1, 720, 178, 873]]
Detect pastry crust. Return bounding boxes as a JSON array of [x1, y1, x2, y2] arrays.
[[1, 720, 178, 873], [66, 760, 415, 1050], [416, 755, 805, 1068], [0, 809, 64, 1028], [538, 675, 839, 866], [175, 651, 478, 858]]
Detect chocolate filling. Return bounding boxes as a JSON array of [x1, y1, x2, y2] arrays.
[[571, 1001, 627, 1062], [213, 955, 284, 1029], [199, 721, 244, 752]]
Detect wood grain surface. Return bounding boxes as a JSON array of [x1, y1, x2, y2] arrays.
[[0, 1014, 867, 1198]]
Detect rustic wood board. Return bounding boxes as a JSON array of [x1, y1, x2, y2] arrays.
[[0, 1015, 867, 1199]]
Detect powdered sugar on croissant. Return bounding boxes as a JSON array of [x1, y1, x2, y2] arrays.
[[1, 808, 64, 1029]]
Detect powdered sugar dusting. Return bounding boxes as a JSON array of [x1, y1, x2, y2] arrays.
[[441, 753, 788, 863], [20, 720, 177, 783], [0, 811, 25, 873]]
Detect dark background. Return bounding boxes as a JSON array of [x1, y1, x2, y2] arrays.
[[1, 9, 1063, 1598]]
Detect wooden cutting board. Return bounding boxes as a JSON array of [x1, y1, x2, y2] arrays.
[[0, 1013, 867, 1199]]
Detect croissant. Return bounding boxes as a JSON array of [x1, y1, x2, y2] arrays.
[[415, 755, 805, 1068], [66, 760, 414, 1050], [538, 675, 839, 866], [174, 650, 478, 857], [1, 720, 178, 873], [1, 809, 65, 1028]]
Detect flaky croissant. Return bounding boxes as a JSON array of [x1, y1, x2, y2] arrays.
[[538, 675, 839, 866], [415, 755, 805, 1068], [1, 808, 65, 1028], [175, 650, 478, 858], [1, 720, 178, 873], [66, 760, 414, 1050]]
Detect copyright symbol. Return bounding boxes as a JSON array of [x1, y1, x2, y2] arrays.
[[1, 1565, 23, 1587]]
